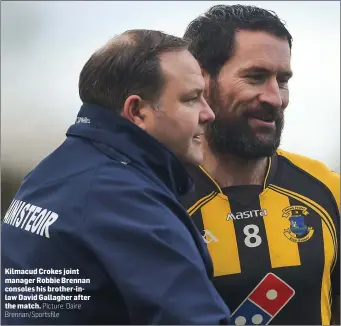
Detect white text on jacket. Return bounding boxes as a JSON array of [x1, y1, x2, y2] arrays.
[[3, 200, 59, 238]]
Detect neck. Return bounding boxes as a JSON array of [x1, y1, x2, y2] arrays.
[[201, 141, 269, 188]]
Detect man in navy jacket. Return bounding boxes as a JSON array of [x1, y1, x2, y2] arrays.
[[2, 30, 230, 324]]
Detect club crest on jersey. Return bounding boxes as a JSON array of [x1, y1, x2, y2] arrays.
[[282, 205, 314, 243]]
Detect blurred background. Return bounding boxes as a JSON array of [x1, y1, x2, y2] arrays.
[[1, 1, 340, 216]]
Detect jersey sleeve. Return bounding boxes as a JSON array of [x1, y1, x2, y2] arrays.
[[82, 165, 230, 324]]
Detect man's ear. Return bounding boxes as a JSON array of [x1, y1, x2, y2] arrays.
[[121, 95, 152, 129]]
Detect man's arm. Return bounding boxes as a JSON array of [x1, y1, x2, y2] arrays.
[[82, 165, 230, 324]]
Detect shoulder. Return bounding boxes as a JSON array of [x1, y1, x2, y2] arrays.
[[88, 161, 181, 214], [92, 160, 166, 194], [277, 149, 340, 209], [277, 149, 340, 185]]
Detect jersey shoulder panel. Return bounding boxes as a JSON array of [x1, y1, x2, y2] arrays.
[[277, 149, 340, 211]]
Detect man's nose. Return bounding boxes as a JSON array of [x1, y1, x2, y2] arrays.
[[258, 78, 283, 109], [200, 99, 215, 124]]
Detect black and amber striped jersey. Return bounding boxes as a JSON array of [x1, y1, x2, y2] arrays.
[[181, 149, 340, 325]]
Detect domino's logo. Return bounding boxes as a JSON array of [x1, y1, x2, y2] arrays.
[[230, 273, 295, 325]]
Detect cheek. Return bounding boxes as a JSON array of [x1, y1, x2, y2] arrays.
[[217, 80, 252, 107], [176, 112, 198, 137], [155, 110, 197, 143], [233, 83, 260, 104], [215, 90, 246, 119], [169, 109, 201, 145]]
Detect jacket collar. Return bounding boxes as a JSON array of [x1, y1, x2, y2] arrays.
[[66, 103, 193, 197]]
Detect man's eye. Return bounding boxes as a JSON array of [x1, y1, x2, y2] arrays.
[[186, 97, 198, 104], [247, 75, 265, 83], [278, 79, 290, 89]]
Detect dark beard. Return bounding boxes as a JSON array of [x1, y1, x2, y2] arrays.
[[206, 79, 284, 160]]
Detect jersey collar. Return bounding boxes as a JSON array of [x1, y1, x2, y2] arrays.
[[197, 152, 279, 193]]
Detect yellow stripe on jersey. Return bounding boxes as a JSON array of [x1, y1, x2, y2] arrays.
[[187, 191, 216, 216], [260, 189, 301, 268], [199, 166, 223, 193], [201, 196, 241, 276], [321, 222, 334, 324], [269, 184, 336, 325], [263, 157, 272, 191]]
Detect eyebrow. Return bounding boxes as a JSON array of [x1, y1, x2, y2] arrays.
[[180, 87, 204, 101], [192, 87, 204, 93], [239, 66, 293, 78], [185, 87, 204, 96]]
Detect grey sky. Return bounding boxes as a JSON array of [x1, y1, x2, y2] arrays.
[[1, 1, 340, 175]]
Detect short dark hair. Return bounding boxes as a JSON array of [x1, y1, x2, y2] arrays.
[[79, 29, 188, 112], [184, 5, 293, 77]]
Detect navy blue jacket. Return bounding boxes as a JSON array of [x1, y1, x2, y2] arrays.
[[2, 104, 230, 325]]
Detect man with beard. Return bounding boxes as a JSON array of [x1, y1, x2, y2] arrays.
[[181, 4, 340, 325]]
